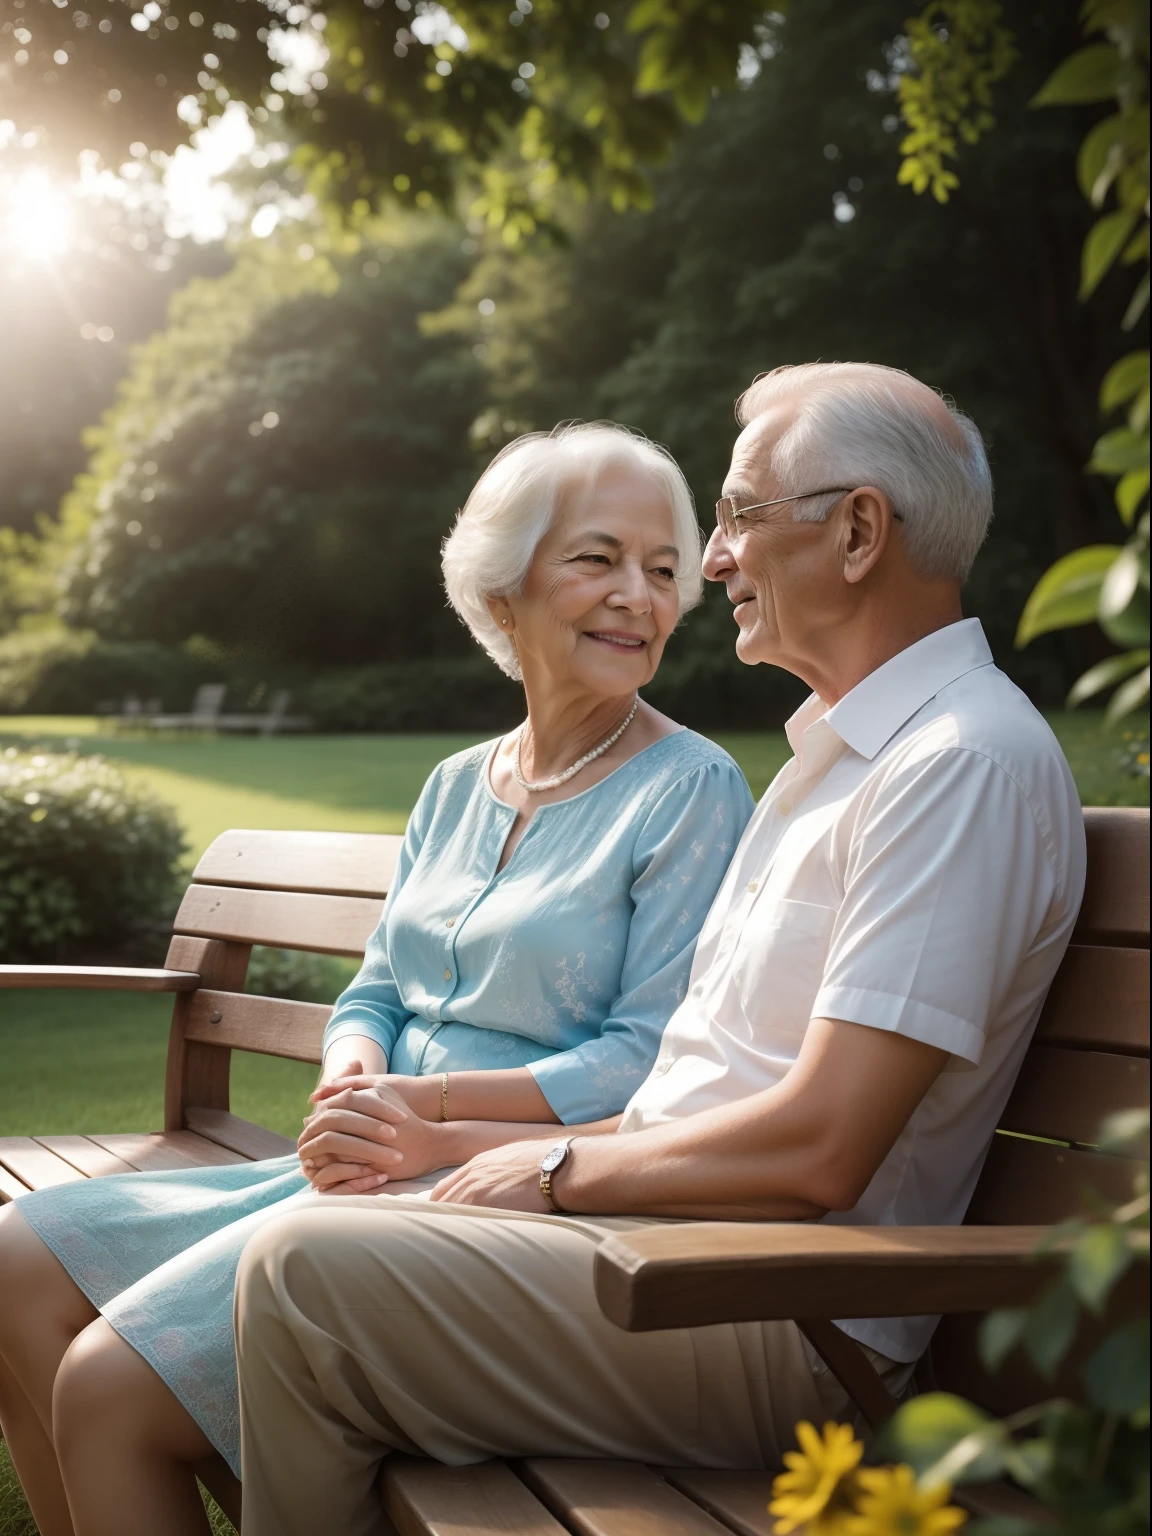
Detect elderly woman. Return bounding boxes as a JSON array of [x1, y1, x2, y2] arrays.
[[0, 422, 752, 1535]]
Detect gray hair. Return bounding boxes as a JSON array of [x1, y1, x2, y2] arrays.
[[442, 422, 703, 680], [735, 363, 993, 581]]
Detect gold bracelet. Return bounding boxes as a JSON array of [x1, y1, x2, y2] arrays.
[[440, 1072, 449, 1122]]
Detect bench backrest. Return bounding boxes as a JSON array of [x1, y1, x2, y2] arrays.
[[934, 806, 1149, 1413], [161, 810, 1150, 1410], [162, 829, 401, 1131]]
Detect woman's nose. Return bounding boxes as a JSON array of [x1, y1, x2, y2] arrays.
[[608, 560, 654, 611]]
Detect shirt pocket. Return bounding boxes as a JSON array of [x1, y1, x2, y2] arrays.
[[731, 897, 838, 1035]]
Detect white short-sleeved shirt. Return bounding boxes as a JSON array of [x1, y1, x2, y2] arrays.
[[620, 619, 1086, 1361]]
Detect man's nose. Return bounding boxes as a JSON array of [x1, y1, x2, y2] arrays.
[[702, 525, 735, 583]]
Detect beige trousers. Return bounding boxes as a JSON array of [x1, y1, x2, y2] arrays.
[[235, 1192, 910, 1536]]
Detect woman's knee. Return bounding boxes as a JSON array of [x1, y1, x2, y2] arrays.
[[54, 1320, 211, 1463], [0, 1205, 94, 1347]]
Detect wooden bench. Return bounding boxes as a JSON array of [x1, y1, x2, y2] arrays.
[[1, 809, 1147, 1534]]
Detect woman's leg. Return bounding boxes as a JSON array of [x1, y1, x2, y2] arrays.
[[0, 1203, 100, 1536], [53, 1318, 220, 1536]]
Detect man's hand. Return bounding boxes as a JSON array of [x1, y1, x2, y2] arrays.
[[430, 1139, 560, 1211]]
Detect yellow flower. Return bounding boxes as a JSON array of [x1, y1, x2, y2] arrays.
[[845, 1463, 967, 1536], [769, 1420, 865, 1534]]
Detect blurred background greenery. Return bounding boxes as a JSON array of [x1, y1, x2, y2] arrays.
[[1, 0, 1146, 733]]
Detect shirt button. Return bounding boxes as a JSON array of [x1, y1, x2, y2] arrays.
[[444, 969, 452, 982], [778, 801, 792, 816], [445, 917, 456, 928], [747, 879, 759, 893]]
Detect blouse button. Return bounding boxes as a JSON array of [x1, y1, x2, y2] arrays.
[[445, 917, 456, 928], [444, 969, 452, 982], [778, 801, 792, 816], [747, 879, 759, 893]]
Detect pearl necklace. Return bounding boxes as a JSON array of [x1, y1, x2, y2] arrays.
[[513, 699, 639, 793]]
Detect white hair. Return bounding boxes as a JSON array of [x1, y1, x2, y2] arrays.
[[442, 421, 703, 679], [735, 362, 993, 581]]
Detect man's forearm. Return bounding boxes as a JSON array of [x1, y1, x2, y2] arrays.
[[556, 1112, 828, 1220], [439, 1114, 621, 1168]]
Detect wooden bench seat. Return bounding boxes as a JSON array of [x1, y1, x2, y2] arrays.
[[2, 810, 1147, 1534]]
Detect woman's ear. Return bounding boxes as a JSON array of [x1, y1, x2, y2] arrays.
[[487, 596, 515, 633], [841, 487, 894, 585]]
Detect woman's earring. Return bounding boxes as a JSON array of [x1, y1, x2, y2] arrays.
[[501, 618, 509, 627]]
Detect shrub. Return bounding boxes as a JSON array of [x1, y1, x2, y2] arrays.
[[301, 657, 523, 733], [0, 629, 216, 715], [245, 946, 357, 1004], [0, 749, 185, 962]]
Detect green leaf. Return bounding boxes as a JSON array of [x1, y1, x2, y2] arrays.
[[1122, 272, 1150, 331], [1080, 207, 1141, 299], [1115, 467, 1150, 524], [1022, 1280, 1080, 1378], [980, 1307, 1029, 1370], [1067, 650, 1150, 705], [1105, 663, 1151, 722], [1099, 545, 1146, 620], [1077, 113, 1126, 204], [1015, 546, 1123, 646], [1032, 43, 1122, 107], [1084, 1318, 1150, 1415], [1089, 426, 1151, 476], [1068, 1223, 1132, 1312], [1099, 549, 1150, 648], [1098, 1107, 1151, 1156], [885, 1393, 1002, 1486], [1100, 351, 1150, 413]]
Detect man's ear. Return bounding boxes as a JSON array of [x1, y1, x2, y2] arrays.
[[841, 487, 894, 585]]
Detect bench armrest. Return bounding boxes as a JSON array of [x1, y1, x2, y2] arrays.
[[0, 966, 200, 992], [594, 1223, 1104, 1332]]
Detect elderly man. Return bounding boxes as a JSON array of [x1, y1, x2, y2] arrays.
[[236, 363, 1086, 1536]]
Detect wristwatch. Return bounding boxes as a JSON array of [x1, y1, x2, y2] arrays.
[[539, 1137, 576, 1213]]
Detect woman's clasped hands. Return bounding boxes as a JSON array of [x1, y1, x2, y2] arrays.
[[297, 1068, 448, 1194]]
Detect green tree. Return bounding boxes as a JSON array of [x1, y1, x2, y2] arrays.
[[5, 0, 767, 236], [898, 0, 1150, 718], [449, 0, 1118, 705], [60, 225, 488, 663]]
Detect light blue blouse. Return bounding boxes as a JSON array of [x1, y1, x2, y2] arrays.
[[323, 730, 754, 1123]]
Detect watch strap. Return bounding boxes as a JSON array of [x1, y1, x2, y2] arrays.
[[539, 1137, 575, 1213]]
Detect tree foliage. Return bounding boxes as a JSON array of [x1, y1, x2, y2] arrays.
[[4, 0, 768, 236], [60, 226, 487, 663]]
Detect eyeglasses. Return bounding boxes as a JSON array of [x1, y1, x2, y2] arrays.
[[715, 487, 903, 539]]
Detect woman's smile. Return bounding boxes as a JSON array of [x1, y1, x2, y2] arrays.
[[583, 628, 648, 651]]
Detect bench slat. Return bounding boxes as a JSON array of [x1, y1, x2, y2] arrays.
[[968, 1133, 1144, 1224], [175, 884, 382, 958], [185, 1107, 297, 1161], [194, 829, 402, 899], [183, 990, 330, 1064], [1000, 1046, 1150, 1146], [520, 1460, 734, 1536], [36, 1135, 138, 1179], [0, 1165, 30, 1203], [656, 1470, 774, 1536], [1035, 945, 1149, 1055], [380, 1457, 567, 1536], [0, 1137, 86, 1191], [1077, 808, 1150, 944], [88, 1131, 248, 1172]]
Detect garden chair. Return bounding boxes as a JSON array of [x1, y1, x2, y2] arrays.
[[147, 682, 227, 731], [1, 809, 1147, 1534]]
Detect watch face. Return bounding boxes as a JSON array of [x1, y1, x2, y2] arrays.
[[540, 1144, 568, 1173]]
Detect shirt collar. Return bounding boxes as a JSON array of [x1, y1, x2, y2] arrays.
[[786, 618, 994, 762]]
